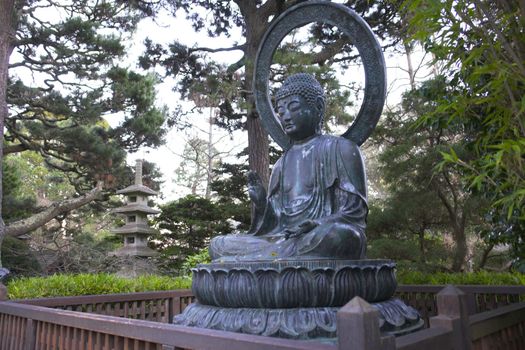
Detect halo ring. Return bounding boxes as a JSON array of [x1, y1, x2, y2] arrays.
[[253, 1, 386, 149]]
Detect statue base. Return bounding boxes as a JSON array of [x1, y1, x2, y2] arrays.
[[173, 259, 423, 339], [173, 298, 423, 339]]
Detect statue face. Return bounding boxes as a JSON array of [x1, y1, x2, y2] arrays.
[[276, 95, 320, 141]]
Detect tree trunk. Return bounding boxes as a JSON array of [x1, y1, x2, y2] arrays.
[[477, 242, 494, 270], [244, 29, 270, 187], [237, 0, 271, 188], [205, 107, 214, 199], [0, 0, 17, 267], [404, 42, 416, 90], [451, 223, 468, 272], [418, 230, 426, 263]]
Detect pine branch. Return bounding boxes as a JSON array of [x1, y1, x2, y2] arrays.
[[189, 44, 245, 54], [6, 182, 104, 237], [2, 143, 28, 155]]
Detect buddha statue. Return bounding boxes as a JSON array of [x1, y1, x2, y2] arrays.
[[210, 73, 367, 261]]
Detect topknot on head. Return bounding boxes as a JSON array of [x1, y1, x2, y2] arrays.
[[275, 73, 325, 108]]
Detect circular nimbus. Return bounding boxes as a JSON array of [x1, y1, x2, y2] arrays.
[[253, 1, 386, 150]]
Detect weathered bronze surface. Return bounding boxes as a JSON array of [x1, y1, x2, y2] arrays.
[[192, 260, 397, 307], [210, 73, 368, 261], [253, 1, 386, 150], [174, 1, 422, 339], [174, 298, 422, 338]]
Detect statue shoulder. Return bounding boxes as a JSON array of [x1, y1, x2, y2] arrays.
[[318, 135, 362, 160]]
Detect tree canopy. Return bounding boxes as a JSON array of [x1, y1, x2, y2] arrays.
[[0, 0, 170, 266], [139, 0, 404, 187], [402, 0, 525, 265]]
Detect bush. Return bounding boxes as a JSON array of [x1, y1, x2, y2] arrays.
[[7, 273, 192, 299], [180, 248, 210, 275], [397, 269, 525, 285], [1, 236, 42, 277], [367, 237, 450, 269]]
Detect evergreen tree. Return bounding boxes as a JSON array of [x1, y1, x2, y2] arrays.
[[154, 195, 232, 271], [140, 0, 403, 188], [0, 0, 169, 266], [370, 77, 490, 271]]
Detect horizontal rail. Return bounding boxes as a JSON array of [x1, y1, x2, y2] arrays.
[[470, 302, 525, 340], [11, 285, 525, 307], [0, 301, 335, 350], [13, 289, 194, 307], [396, 285, 525, 294], [395, 327, 452, 350]]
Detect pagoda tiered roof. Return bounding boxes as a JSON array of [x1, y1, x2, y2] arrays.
[[111, 224, 157, 235], [112, 159, 160, 260], [112, 204, 160, 215], [116, 184, 157, 196], [113, 245, 158, 257]]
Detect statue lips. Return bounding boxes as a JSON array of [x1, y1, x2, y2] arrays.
[[283, 122, 295, 133]]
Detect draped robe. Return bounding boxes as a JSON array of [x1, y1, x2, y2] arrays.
[[209, 135, 368, 261]]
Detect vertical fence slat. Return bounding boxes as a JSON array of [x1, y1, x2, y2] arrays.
[[23, 319, 36, 350], [1, 314, 8, 350]]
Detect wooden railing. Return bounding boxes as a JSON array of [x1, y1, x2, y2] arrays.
[[1, 285, 524, 349], [0, 301, 336, 350], [395, 286, 525, 350], [13, 290, 195, 323], [395, 284, 525, 327]]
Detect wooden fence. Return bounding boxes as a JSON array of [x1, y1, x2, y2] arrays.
[[13, 290, 195, 323], [0, 285, 524, 349], [395, 284, 525, 326]]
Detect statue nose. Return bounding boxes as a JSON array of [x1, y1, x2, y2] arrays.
[[282, 109, 292, 121]]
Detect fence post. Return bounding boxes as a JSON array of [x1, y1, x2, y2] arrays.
[[0, 282, 7, 301], [430, 285, 472, 350], [337, 296, 395, 350], [169, 296, 181, 322]]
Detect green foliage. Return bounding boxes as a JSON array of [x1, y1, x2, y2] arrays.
[[6, 1, 169, 194], [1, 236, 41, 277], [397, 270, 525, 286], [155, 195, 232, 271], [180, 248, 211, 276], [368, 237, 450, 268], [402, 0, 525, 261], [6, 273, 191, 299], [369, 77, 487, 270]]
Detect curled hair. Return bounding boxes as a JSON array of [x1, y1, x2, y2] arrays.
[[275, 73, 325, 130]]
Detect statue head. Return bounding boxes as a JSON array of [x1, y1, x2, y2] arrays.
[[275, 73, 326, 141]]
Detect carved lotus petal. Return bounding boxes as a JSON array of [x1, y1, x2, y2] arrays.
[[225, 269, 258, 307], [278, 267, 312, 307], [255, 269, 280, 308], [311, 268, 334, 306]]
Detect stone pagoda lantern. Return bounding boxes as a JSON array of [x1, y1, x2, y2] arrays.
[[112, 160, 159, 258]]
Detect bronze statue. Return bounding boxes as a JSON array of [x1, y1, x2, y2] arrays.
[[176, 3, 422, 339], [210, 74, 367, 261]]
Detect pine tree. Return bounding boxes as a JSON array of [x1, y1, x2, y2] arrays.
[[0, 0, 169, 266]]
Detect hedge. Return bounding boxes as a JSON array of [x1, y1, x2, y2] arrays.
[[7, 273, 192, 300], [5, 270, 523, 300], [397, 270, 525, 285]]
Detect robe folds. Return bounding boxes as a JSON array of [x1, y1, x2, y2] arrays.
[[209, 135, 368, 261]]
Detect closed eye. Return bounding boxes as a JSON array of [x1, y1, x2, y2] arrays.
[[288, 101, 300, 111]]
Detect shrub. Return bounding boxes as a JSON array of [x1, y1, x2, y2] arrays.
[[397, 269, 525, 285], [7, 273, 192, 299], [180, 248, 210, 275]]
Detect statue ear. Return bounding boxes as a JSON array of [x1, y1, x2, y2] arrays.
[[315, 96, 325, 115]]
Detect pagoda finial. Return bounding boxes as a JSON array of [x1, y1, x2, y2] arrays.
[[135, 159, 143, 186]]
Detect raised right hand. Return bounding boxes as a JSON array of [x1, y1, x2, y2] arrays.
[[247, 170, 266, 208]]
